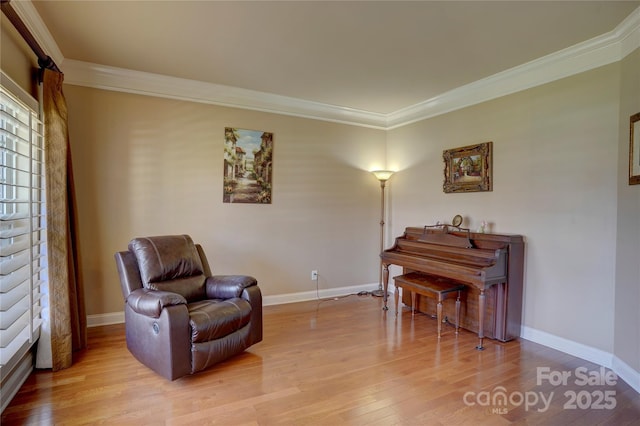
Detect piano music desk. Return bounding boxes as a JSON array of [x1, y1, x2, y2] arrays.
[[393, 272, 465, 339]]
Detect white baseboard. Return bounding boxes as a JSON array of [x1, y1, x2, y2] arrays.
[[262, 282, 385, 306], [86, 282, 387, 326], [521, 325, 640, 394], [86, 311, 124, 328], [520, 326, 614, 367], [612, 355, 640, 394]]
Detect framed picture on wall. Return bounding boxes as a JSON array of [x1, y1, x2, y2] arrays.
[[443, 142, 493, 193], [223, 127, 273, 203], [630, 113, 640, 185]]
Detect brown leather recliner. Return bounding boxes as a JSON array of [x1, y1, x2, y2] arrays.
[[114, 234, 262, 380]]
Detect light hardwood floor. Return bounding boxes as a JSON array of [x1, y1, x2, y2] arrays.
[[2, 295, 639, 425]]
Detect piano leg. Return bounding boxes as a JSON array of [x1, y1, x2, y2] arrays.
[[382, 263, 390, 311], [476, 289, 486, 350]]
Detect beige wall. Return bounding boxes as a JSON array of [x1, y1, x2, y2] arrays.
[[63, 85, 387, 316], [387, 63, 621, 353], [615, 48, 640, 372], [1, 15, 38, 95]]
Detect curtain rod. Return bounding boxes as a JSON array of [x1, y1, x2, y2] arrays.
[[1, 0, 61, 73]]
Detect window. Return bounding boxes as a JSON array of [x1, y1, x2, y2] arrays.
[[0, 72, 47, 372]]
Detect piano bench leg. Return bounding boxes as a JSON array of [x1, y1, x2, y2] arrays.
[[455, 291, 461, 335], [411, 292, 417, 317], [394, 286, 400, 316], [436, 296, 443, 339]]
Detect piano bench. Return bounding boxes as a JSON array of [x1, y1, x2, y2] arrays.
[[393, 272, 466, 338]]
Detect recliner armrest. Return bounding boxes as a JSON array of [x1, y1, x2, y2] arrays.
[[205, 275, 257, 299], [126, 288, 187, 318]]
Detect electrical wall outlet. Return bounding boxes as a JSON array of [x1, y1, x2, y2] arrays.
[[311, 270, 318, 281]]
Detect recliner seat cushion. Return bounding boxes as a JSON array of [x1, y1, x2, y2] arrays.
[[129, 235, 206, 302], [188, 298, 252, 343]]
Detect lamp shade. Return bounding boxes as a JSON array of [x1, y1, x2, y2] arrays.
[[372, 170, 395, 182]]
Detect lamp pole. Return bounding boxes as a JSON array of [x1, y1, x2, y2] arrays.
[[371, 170, 394, 297]]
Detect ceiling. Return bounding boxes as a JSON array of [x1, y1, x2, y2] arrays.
[[28, 1, 640, 117]]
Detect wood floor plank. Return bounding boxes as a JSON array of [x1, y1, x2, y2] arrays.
[[2, 295, 638, 425]]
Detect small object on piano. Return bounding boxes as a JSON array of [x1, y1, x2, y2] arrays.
[[478, 220, 488, 233], [452, 214, 463, 227]]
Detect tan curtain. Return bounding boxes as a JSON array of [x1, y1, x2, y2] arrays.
[[42, 68, 87, 370]]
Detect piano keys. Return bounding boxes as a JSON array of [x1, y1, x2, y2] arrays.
[[381, 225, 525, 349]]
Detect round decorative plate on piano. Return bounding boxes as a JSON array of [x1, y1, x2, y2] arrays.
[[452, 214, 463, 227]]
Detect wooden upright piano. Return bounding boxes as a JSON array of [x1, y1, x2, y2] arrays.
[[381, 226, 525, 349]]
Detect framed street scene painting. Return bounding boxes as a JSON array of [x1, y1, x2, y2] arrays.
[[224, 127, 273, 203]]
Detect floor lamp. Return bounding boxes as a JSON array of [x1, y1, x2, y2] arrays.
[[371, 170, 394, 297]]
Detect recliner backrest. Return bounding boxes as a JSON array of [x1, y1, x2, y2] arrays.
[[128, 235, 207, 302]]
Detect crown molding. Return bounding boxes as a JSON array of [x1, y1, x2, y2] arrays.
[[9, 0, 64, 67], [14, 2, 640, 130], [60, 59, 388, 129], [619, 4, 640, 58], [386, 5, 640, 129]]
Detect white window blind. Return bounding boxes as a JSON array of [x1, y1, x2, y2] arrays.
[[0, 74, 47, 370]]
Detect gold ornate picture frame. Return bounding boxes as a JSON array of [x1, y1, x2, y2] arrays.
[[630, 113, 640, 185], [443, 142, 493, 193]]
